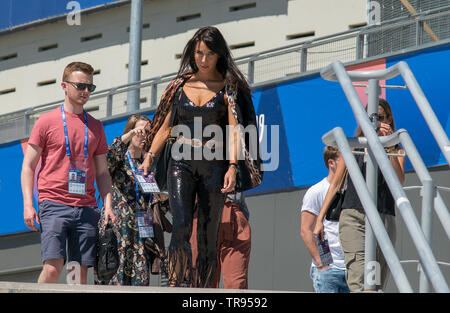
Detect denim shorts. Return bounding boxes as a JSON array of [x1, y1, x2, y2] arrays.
[[310, 266, 350, 293], [38, 200, 100, 266]]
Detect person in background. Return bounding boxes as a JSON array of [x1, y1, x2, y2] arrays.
[[301, 146, 349, 293], [314, 98, 405, 292], [191, 192, 251, 289], [96, 114, 170, 286]]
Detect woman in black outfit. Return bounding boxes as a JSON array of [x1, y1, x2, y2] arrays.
[[141, 26, 262, 287]]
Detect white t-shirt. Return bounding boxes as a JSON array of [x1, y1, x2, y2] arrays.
[[301, 177, 345, 269]]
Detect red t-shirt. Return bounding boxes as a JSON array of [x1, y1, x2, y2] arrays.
[[28, 106, 108, 207]]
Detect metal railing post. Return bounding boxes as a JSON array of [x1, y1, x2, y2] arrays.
[[151, 83, 158, 107], [247, 59, 255, 84], [356, 33, 365, 59], [106, 91, 114, 117], [300, 48, 307, 73], [24, 109, 31, 138], [398, 129, 450, 239], [397, 129, 438, 292], [364, 79, 380, 291], [416, 20, 423, 46], [419, 178, 434, 293]]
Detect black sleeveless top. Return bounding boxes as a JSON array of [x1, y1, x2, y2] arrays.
[[177, 86, 227, 133], [173, 86, 228, 159], [342, 150, 396, 216]]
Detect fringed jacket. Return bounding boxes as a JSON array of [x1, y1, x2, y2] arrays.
[[147, 74, 263, 192]]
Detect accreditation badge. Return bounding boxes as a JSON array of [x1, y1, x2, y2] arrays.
[[137, 210, 154, 238], [68, 158, 87, 195], [134, 169, 161, 193]]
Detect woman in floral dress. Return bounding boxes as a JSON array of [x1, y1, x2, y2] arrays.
[[96, 115, 171, 286]]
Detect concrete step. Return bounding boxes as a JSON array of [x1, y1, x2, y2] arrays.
[[0, 281, 300, 293]]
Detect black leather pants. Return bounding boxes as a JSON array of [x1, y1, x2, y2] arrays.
[[167, 157, 228, 287]]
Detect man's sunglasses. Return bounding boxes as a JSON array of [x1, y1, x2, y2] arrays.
[[65, 81, 96, 92]]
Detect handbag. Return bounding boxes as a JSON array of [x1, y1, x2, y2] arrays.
[[151, 88, 181, 193], [96, 222, 119, 281], [325, 169, 348, 222]]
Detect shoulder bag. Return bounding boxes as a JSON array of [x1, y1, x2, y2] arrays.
[[325, 168, 348, 222], [151, 87, 181, 193], [96, 221, 119, 281]]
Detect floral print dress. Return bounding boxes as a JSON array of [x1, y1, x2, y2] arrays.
[[95, 137, 170, 286]]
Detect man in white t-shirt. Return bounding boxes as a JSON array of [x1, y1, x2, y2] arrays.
[[300, 146, 349, 293]]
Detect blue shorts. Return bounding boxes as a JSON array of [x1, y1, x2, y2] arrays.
[[310, 266, 350, 293], [38, 200, 100, 267]]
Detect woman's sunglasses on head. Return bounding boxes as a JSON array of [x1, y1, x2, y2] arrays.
[[65, 81, 97, 92]]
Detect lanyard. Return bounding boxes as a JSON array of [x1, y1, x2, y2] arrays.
[[126, 150, 140, 200], [61, 105, 88, 158], [126, 150, 153, 203]]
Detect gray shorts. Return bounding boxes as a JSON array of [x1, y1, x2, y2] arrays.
[[38, 200, 100, 267]]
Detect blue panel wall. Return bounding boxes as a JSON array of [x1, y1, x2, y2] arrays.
[[385, 43, 450, 170], [0, 0, 123, 31], [250, 75, 358, 194], [0, 141, 30, 234], [1, 44, 449, 235]]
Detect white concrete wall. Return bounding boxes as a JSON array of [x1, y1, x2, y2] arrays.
[[0, 0, 365, 115]]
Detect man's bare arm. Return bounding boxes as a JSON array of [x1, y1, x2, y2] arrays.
[[301, 211, 322, 266], [21, 143, 42, 231], [94, 154, 116, 225]]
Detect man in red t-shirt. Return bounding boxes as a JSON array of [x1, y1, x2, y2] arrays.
[[21, 62, 116, 284]]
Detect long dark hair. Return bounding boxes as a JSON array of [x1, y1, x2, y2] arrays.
[[178, 26, 250, 94], [355, 98, 396, 137]]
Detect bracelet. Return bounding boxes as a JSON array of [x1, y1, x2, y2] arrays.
[[229, 163, 238, 169]]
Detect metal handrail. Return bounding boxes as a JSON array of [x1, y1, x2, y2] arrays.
[[323, 127, 414, 293], [320, 60, 449, 293], [401, 260, 450, 267], [321, 61, 450, 165]]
